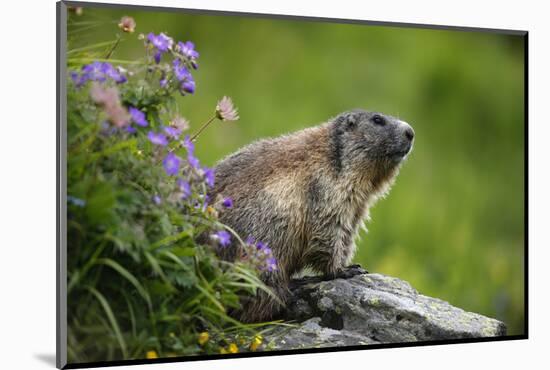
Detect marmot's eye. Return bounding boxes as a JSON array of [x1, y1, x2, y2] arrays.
[[372, 114, 385, 126]]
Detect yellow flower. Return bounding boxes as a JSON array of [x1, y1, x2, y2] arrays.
[[250, 335, 263, 351], [198, 331, 210, 346], [219, 347, 228, 354], [228, 343, 239, 353], [146, 350, 158, 359], [206, 206, 218, 216]]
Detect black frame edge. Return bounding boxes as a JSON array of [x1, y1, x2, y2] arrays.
[[57, 1, 68, 369], [523, 32, 529, 338]]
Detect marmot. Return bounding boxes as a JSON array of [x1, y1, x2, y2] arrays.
[[211, 109, 414, 322]]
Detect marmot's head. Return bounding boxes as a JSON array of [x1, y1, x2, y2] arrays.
[[329, 109, 415, 179]]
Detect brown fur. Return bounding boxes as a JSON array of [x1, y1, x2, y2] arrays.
[[210, 110, 414, 322]]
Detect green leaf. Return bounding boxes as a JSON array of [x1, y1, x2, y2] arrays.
[[144, 251, 175, 291], [194, 283, 225, 313], [170, 246, 196, 257], [121, 291, 137, 338], [85, 181, 116, 226], [95, 258, 152, 311], [67, 39, 121, 55], [145, 280, 175, 296], [85, 286, 128, 358], [149, 230, 194, 251], [89, 138, 137, 161]]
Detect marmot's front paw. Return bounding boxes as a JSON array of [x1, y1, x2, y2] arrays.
[[336, 265, 368, 279], [322, 265, 368, 280]]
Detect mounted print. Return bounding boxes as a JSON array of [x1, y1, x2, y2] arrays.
[[56, 1, 528, 368]]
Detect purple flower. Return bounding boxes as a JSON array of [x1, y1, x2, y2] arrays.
[[246, 236, 256, 245], [176, 41, 199, 60], [153, 51, 162, 64], [82, 61, 107, 82], [159, 74, 169, 88], [104, 65, 127, 84], [183, 136, 200, 169], [187, 153, 200, 169], [73, 62, 127, 87], [70, 71, 79, 84], [212, 230, 231, 247], [147, 32, 173, 63], [177, 178, 192, 199], [256, 241, 267, 251], [129, 107, 148, 127], [163, 152, 181, 176], [152, 195, 162, 205], [163, 126, 181, 139], [147, 32, 173, 52], [147, 131, 168, 146], [183, 135, 195, 152], [193, 194, 209, 211], [265, 257, 277, 272], [126, 125, 137, 134], [173, 59, 190, 81], [222, 197, 233, 208], [173, 59, 196, 95], [180, 79, 196, 95], [203, 167, 215, 188]]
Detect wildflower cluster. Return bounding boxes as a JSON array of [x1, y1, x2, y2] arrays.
[[143, 32, 199, 95], [71, 61, 127, 87], [67, 15, 277, 362]]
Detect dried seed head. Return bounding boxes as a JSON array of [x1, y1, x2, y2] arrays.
[[215, 96, 239, 122]]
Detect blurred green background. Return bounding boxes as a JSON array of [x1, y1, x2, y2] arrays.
[[70, 6, 525, 335]]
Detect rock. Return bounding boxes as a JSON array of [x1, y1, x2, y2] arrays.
[[264, 266, 506, 350]]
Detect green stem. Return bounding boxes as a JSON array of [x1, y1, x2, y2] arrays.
[[154, 114, 218, 165], [68, 57, 143, 65], [105, 34, 121, 59], [190, 115, 217, 142]]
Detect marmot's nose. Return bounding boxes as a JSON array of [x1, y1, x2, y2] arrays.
[[404, 126, 415, 141]]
